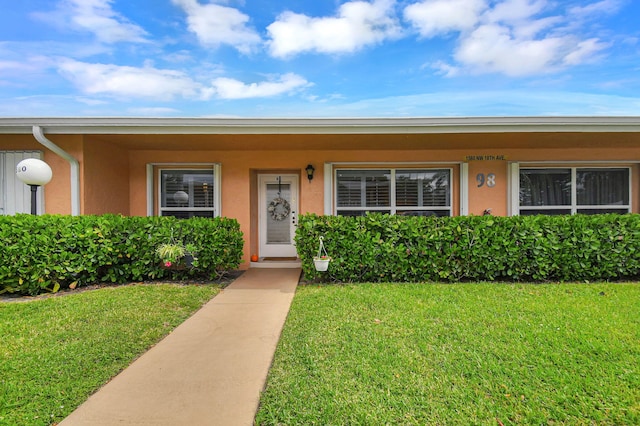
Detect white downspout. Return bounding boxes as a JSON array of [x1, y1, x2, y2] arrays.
[[32, 125, 81, 216]]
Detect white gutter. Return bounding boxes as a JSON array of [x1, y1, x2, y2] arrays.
[[32, 125, 80, 216]]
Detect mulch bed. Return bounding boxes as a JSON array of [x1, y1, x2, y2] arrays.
[[0, 270, 245, 303]]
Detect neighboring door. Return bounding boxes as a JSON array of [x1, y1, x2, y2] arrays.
[[258, 174, 298, 258], [0, 151, 44, 215]]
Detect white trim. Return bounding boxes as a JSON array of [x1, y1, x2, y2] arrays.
[[146, 164, 153, 217], [150, 164, 221, 217], [508, 162, 520, 216], [0, 153, 3, 215], [2, 116, 640, 135], [460, 163, 469, 216], [147, 162, 218, 166], [214, 164, 222, 217], [506, 160, 638, 164], [329, 161, 464, 165], [323, 162, 333, 215]]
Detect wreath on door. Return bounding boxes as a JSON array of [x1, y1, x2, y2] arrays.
[[268, 197, 291, 221]]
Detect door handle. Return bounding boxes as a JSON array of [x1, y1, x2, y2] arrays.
[[291, 211, 296, 225]]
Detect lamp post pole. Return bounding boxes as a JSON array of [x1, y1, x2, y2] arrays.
[[29, 185, 39, 215]]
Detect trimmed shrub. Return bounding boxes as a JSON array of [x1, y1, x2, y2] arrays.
[[0, 214, 243, 295], [295, 213, 640, 283]]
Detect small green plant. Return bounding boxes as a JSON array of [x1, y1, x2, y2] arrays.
[[156, 242, 200, 269]]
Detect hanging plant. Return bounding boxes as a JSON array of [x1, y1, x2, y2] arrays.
[[155, 229, 199, 269], [268, 197, 291, 221], [313, 236, 331, 272]]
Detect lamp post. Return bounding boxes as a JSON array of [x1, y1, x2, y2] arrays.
[[16, 158, 53, 215]]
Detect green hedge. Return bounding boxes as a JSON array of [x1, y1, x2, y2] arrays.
[[0, 215, 244, 295], [296, 213, 640, 283]]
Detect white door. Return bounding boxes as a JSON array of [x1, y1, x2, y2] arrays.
[[258, 174, 298, 258], [0, 151, 44, 215]]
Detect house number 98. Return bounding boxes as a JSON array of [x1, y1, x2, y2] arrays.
[[476, 173, 496, 188]]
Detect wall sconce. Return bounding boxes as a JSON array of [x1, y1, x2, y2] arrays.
[[305, 164, 315, 182]]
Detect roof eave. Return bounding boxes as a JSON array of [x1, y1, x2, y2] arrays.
[[0, 116, 639, 134]]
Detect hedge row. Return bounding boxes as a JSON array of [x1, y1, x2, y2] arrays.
[[0, 215, 244, 295], [295, 213, 640, 283]]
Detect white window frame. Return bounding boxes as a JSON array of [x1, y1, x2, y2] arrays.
[[333, 167, 454, 216], [147, 163, 221, 218], [510, 163, 632, 215]]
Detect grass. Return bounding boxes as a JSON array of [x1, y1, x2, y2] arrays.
[[0, 283, 220, 426], [256, 283, 640, 425]]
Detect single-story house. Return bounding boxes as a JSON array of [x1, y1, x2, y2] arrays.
[[1, 116, 639, 268]]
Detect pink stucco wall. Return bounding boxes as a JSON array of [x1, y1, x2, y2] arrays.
[[3, 131, 640, 268]]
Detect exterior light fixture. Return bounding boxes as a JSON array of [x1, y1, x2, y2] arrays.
[[305, 164, 315, 182], [16, 158, 53, 215]]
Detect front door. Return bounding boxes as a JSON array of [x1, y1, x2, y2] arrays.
[[258, 174, 298, 258]]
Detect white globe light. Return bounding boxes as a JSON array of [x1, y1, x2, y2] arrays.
[[173, 190, 189, 203], [16, 158, 53, 186]]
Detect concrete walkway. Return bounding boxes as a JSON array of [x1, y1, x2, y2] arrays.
[[60, 268, 300, 426]]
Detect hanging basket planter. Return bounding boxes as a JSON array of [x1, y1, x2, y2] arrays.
[[313, 236, 331, 272], [313, 257, 331, 271]]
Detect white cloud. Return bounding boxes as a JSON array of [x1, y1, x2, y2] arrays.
[[267, 0, 402, 58], [0, 55, 56, 85], [33, 0, 148, 43], [171, 0, 261, 54], [280, 90, 640, 117], [563, 38, 609, 66], [57, 60, 201, 100], [568, 0, 623, 18], [454, 24, 569, 76], [407, 0, 611, 77], [404, 0, 485, 38], [511, 15, 561, 39], [484, 0, 548, 23], [0, 59, 43, 73], [128, 107, 181, 115], [209, 73, 311, 99], [56, 59, 310, 101], [430, 60, 460, 77]]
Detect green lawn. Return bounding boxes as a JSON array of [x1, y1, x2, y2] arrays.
[[0, 284, 220, 426], [256, 283, 640, 425]]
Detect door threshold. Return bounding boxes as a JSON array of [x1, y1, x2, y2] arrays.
[[251, 258, 301, 269]]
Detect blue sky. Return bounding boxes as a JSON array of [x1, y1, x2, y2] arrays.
[[0, 0, 639, 117]]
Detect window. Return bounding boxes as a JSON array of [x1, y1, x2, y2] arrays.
[[335, 168, 451, 216], [518, 167, 630, 215], [159, 169, 216, 218]]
